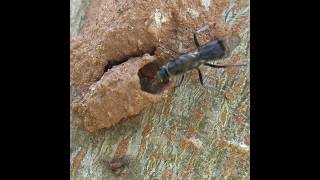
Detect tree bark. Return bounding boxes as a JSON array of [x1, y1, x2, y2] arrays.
[[70, 0, 250, 179]]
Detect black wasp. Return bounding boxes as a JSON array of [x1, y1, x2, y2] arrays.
[[157, 31, 246, 87]]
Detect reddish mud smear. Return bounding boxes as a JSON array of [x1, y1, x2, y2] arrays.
[[142, 124, 152, 137], [192, 110, 204, 121], [180, 138, 190, 150], [166, 123, 178, 141], [200, 99, 209, 108], [71, 147, 87, 179], [180, 164, 193, 179], [188, 69, 201, 81], [114, 139, 129, 159], [185, 127, 198, 138], [235, 113, 246, 124], [162, 169, 173, 180]]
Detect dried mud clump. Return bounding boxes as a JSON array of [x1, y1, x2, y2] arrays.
[[71, 54, 173, 132]]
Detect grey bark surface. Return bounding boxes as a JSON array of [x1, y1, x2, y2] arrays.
[[70, 0, 91, 38], [70, 0, 250, 179]]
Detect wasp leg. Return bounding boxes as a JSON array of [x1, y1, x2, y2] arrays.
[[204, 63, 247, 68], [175, 74, 185, 87], [193, 33, 200, 50], [196, 68, 204, 87]]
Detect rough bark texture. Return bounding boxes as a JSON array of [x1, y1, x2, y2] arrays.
[[70, 0, 250, 179]]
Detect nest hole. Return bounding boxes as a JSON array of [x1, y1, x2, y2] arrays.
[[138, 62, 170, 94]]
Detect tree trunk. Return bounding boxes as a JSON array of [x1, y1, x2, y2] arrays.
[[70, 0, 250, 179]]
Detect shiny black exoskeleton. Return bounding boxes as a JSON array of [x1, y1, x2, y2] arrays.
[[157, 33, 245, 86]]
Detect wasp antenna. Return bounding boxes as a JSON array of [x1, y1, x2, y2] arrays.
[[175, 74, 185, 88], [196, 68, 204, 87], [204, 63, 247, 68]]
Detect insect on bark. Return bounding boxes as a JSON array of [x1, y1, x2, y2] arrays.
[[157, 31, 246, 87]]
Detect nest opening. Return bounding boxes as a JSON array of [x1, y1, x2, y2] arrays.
[[138, 62, 170, 94]]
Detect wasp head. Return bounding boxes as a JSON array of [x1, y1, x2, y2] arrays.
[[157, 67, 170, 83]]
